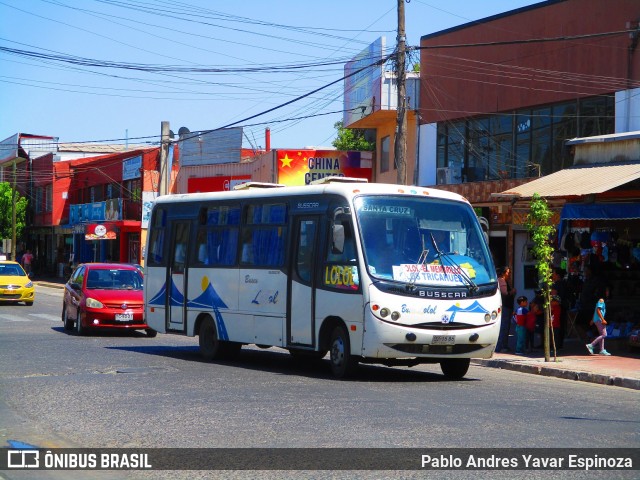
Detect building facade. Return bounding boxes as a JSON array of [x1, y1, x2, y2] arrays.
[[415, 0, 640, 301]]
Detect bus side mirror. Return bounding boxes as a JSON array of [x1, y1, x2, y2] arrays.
[[332, 224, 345, 254]]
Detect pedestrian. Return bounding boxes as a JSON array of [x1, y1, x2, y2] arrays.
[[497, 266, 516, 352], [21, 249, 34, 275], [575, 266, 606, 341], [525, 298, 539, 353], [586, 298, 611, 356], [514, 295, 528, 355]]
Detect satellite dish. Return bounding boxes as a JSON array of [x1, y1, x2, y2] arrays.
[[178, 127, 190, 136]]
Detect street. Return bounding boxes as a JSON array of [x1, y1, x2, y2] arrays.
[[1, 285, 638, 480]]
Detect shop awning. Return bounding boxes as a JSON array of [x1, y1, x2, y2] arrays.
[[494, 162, 640, 198], [561, 202, 640, 220]]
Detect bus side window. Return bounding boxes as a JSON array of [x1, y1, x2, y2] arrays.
[[148, 230, 165, 265], [148, 208, 166, 266], [327, 222, 356, 263]]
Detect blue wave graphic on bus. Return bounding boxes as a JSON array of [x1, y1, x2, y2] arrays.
[[187, 282, 228, 310], [148, 282, 168, 306], [148, 280, 185, 306], [445, 301, 489, 322], [148, 278, 230, 340]]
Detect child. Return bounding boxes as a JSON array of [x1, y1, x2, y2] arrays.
[[525, 299, 539, 353], [586, 298, 611, 355], [514, 296, 529, 355]]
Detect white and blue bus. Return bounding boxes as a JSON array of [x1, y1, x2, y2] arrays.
[[144, 178, 500, 379]]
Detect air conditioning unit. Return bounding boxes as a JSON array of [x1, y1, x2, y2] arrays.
[[436, 167, 462, 185]]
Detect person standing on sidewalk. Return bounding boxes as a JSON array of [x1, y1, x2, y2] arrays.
[[21, 249, 34, 275], [497, 267, 516, 352], [514, 296, 529, 355], [586, 298, 611, 356]]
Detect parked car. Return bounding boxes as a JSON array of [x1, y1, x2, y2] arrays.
[[61, 262, 155, 336], [0, 261, 34, 306]]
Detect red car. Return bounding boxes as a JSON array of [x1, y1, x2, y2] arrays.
[[62, 262, 155, 337]]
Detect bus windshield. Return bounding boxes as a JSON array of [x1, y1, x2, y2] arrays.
[[355, 196, 496, 288]]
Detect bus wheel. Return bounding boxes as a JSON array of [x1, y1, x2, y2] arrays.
[[199, 318, 241, 360], [440, 358, 470, 379], [329, 325, 357, 379], [199, 317, 222, 360]]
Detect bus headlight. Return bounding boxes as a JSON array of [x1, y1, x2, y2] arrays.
[[390, 311, 401, 321], [484, 311, 498, 323], [380, 308, 390, 318]]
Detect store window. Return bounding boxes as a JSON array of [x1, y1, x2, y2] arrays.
[[515, 111, 531, 179], [380, 136, 390, 173], [532, 107, 552, 176]]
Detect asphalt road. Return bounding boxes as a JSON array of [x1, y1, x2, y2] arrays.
[[1, 285, 638, 480]]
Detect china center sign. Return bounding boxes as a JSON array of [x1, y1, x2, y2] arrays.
[[277, 150, 372, 186]]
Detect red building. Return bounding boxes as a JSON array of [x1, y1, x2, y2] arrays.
[[30, 147, 162, 274]]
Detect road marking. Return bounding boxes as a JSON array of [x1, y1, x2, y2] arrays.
[[0, 314, 30, 322], [30, 313, 61, 322]]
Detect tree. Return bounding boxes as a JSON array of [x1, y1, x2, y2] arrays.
[[525, 193, 556, 362], [0, 182, 27, 249], [331, 121, 375, 151]]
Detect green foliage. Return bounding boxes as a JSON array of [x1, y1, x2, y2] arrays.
[[525, 193, 557, 361], [0, 182, 27, 240], [331, 121, 375, 151]]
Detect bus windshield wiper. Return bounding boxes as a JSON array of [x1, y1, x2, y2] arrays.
[[407, 248, 430, 290], [429, 233, 478, 293]]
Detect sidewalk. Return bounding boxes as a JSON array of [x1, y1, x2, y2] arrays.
[[33, 276, 66, 289], [473, 338, 640, 390], [34, 277, 640, 389]]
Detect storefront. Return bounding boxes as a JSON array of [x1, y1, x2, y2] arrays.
[[496, 160, 640, 349]]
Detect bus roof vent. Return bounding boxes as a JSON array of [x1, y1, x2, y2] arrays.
[[309, 176, 368, 185], [233, 182, 285, 190]]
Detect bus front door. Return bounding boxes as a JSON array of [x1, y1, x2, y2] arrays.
[[288, 217, 319, 347], [167, 221, 189, 332]]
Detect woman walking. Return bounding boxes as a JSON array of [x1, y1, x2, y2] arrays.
[[586, 298, 611, 356]]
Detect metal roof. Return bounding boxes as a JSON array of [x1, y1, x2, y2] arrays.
[[495, 162, 640, 198], [566, 130, 640, 145]]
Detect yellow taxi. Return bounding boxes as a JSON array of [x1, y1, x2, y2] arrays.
[[0, 261, 35, 306]]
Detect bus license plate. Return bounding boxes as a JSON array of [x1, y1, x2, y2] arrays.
[[432, 335, 455, 345], [115, 313, 133, 321]]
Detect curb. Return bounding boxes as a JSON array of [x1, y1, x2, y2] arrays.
[[472, 358, 640, 391], [34, 281, 66, 290]]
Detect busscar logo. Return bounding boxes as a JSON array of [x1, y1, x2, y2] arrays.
[[7, 450, 39, 468]]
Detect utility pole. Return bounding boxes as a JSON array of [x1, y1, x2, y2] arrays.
[[159, 121, 170, 196], [395, 0, 408, 185], [11, 160, 16, 261]]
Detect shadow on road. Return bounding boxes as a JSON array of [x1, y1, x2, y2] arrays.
[[104, 343, 477, 384]]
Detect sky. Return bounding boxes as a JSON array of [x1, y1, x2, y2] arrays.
[[0, 0, 541, 151]]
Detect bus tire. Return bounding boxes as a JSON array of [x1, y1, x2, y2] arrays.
[[329, 325, 357, 379], [199, 317, 241, 360], [199, 317, 222, 360], [440, 358, 470, 379]]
